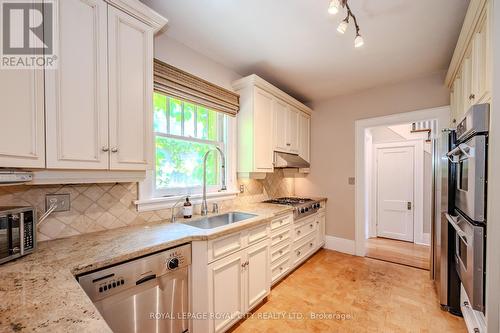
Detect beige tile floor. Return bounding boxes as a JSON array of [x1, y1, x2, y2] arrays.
[[230, 249, 465, 333]]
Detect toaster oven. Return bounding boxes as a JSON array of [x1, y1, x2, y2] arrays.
[[0, 206, 36, 264]]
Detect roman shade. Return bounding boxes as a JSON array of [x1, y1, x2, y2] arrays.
[[153, 58, 240, 116]]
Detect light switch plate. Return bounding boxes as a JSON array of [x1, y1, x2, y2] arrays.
[[348, 177, 355, 185], [45, 194, 71, 212]]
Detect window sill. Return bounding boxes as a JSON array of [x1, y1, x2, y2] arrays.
[[135, 190, 239, 212]]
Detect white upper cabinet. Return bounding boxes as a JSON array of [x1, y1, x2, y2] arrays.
[[45, 0, 109, 169], [253, 88, 275, 171], [108, 7, 153, 170], [298, 112, 311, 162], [287, 106, 300, 154], [44, 0, 165, 171], [233, 75, 312, 175], [273, 99, 289, 152], [0, 69, 45, 168], [446, 0, 491, 126]]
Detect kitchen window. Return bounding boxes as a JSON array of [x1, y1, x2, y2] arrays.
[[153, 93, 229, 196], [136, 59, 239, 211]]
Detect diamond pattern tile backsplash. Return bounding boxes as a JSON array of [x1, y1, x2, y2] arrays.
[[0, 170, 294, 241]]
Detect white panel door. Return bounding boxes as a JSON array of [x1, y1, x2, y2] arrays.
[[0, 68, 45, 168], [245, 240, 270, 310], [253, 87, 274, 171], [108, 6, 153, 171], [377, 147, 415, 242], [273, 98, 289, 152], [45, 0, 109, 169], [287, 107, 300, 154], [208, 251, 246, 333], [298, 112, 310, 162]]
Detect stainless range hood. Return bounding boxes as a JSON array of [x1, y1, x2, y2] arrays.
[[0, 170, 33, 185], [274, 152, 310, 169]]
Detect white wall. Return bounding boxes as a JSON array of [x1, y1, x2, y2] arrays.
[[295, 71, 450, 240], [154, 33, 242, 91]]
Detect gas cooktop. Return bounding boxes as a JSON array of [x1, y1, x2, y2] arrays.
[[263, 197, 321, 219]]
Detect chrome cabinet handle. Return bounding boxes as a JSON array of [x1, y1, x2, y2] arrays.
[[102, 147, 109, 152], [286, 143, 291, 146], [111, 147, 118, 153]]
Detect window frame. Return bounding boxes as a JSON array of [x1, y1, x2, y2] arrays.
[[137, 93, 237, 211]]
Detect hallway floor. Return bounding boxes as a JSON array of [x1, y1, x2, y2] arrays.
[[230, 249, 464, 333], [365, 237, 431, 270]]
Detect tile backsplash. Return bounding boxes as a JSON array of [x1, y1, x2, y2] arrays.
[[0, 170, 295, 241]]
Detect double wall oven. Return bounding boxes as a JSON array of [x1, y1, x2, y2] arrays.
[[446, 104, 489, 313]]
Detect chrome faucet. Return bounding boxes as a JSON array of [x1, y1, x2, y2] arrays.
[[201, 147, 227, 216]]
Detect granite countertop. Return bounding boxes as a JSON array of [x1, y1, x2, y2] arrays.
[[0, 203, 295, 333]]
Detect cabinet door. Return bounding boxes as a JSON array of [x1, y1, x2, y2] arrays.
[[287, 107, 300, 154], [108, 7, 153, 171], [0, 69, 45, 168], [208, 251, 246, 333], [452, 77, 462, 126], [273, 99, 289, 152], [298, 113, 310, 162], [246, 240, 270, 310], [461, 57, 472, 116], [316, 214, 326, 246], [471, 12, 490, 103], [253, 87, 274, 171], [45, 0, 109, 169]]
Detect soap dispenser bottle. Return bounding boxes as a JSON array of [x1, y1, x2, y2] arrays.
[[183, 197, 193, 218]]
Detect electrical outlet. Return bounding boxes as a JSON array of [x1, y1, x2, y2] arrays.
[[45, 194, 71, 212], [239, 184, 245, 193]]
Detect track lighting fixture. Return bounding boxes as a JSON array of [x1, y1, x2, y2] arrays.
[[328, 0, 341, 15], [328, 0, 364, 48]]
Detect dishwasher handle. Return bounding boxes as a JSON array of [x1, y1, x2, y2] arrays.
[[136, 274, 157, 285]]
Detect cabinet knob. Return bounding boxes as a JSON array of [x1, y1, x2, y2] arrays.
[[286, 143, 291, 146], [102, 147, 109, 152], [111, 147, 119, 153], [469, 94, 475, 101]]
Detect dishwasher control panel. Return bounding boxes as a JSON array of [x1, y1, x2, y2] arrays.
[[76, 243, 191, 302]]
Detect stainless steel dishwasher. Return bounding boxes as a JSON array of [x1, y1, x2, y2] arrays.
[[78, 243, 191, 333]]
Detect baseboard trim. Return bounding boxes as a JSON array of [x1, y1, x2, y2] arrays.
[[324, 236, 356, 255]]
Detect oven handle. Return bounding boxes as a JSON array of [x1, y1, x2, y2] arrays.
[[445, 213, 468, 244], [447, 143, 473, 163]]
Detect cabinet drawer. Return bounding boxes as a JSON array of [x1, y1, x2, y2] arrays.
[[248, 223, 269, 245], [271, 228, 291, 246], [271, 242, 291, 264], [270, 214, 293, 232], [271, 257, 290, 283], [208, 232, 243, 262], [293, 235, 316, 266], [294, 219, 317, 242]]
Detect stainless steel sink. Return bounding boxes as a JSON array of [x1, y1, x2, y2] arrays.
[[182, 212, 257, 229]]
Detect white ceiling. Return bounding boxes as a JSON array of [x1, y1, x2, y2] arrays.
[[142, 0, 469, 103]]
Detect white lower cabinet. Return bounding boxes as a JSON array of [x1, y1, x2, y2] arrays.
[[192, 208, 326, 333], [246, 241, 271, 310], [208, 250, 246, 333], [207, 238, 270, 333]]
